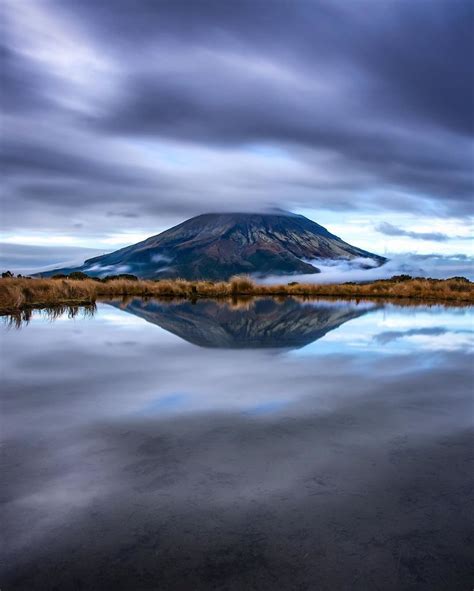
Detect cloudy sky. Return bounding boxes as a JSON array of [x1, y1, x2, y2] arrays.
[[1, 0, 473, 273]]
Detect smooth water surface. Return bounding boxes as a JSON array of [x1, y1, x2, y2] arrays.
[[1, 298, 473, 590]]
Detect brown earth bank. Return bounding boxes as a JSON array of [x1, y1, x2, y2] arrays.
[[0, 275, 473, 314]]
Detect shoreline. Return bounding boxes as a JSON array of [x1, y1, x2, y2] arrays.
[[1, 276, 473, 314]]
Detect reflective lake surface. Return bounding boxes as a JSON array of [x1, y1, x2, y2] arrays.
[[1, 298, 473, 591]]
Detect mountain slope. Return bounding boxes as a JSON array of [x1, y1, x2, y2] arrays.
[[45, 211, 386, 280]]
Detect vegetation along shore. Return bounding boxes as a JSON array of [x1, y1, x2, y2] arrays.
[[0, 273, 472, 314]]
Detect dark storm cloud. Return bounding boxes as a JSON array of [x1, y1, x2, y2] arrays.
[[1, 0, 473, 233], [376, 222, 450, 242], [106, 211, 139, 219], [0, 44, 51, 113], [376, 221, 473, 242], [1, 140, 142, 184]]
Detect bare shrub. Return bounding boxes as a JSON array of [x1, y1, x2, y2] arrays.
[[230, 276, 255, 294]]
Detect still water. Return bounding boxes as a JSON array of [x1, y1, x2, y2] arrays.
[[1, 298, 473, 590]]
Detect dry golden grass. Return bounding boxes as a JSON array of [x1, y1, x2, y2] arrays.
[[0, 275, 472, 313]]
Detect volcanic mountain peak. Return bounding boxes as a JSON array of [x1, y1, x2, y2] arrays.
[[46, 211, 386, 280]]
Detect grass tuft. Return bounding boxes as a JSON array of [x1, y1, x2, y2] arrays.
[[0, 275, 473, 314]]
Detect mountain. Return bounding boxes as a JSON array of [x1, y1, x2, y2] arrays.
[[107, 297, 376, 349], [45, 211, 386, 280]]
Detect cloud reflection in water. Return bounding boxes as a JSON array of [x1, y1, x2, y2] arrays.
[[1, 298, 473, 590]]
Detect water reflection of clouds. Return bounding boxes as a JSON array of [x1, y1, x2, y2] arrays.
[[374, 327, 448, 345], [295, 305, 473, 357], [403, 332, 473, 352], [20, 300, 473, 357], [2, 301, 473, 590], [140, 393, 188, 414], [100, 311, 150, 327], [244, 400, 290, 416], [2, 303, 471, 430]]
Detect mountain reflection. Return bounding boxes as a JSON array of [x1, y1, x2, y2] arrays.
[[107, 297, 377, 349]]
